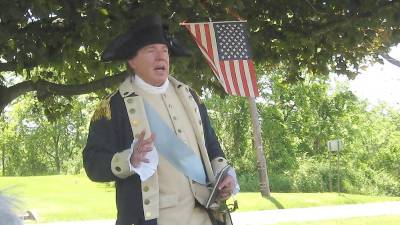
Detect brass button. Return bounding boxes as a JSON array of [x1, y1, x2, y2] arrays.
[[131, 120, 139, 127], [143, 186, 149, 192], [115, 166, 121, 172], [177, 129, 182, 133], [129, 108, 136, 114], [127, 98, 134, 104], [144, 199, 150, 205]]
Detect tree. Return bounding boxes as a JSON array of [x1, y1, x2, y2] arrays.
[[0, 94, 91, 175], [1, 0, 400, 113]]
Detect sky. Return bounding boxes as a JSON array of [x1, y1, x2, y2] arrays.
[[330, 44, 400, 110]]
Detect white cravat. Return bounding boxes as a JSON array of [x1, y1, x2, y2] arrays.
[[127, 74, 170, 181], [134, 74, 169, 94]]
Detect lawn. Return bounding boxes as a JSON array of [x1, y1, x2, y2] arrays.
[[0, 175, 116, 222], [1, 175, 399, 223], [232, 192, 400, 211], [273, 215, 400, 225]]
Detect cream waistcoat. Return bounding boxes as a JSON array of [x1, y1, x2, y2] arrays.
[[118, 75, 215, 223]]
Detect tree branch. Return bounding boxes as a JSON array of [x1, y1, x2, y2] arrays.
[[380, 53, 400, 68], [0, 59, 40, 72], [311, 1, 399, 37], [0, 70, 129, 113], [0, 62, 17, 72]]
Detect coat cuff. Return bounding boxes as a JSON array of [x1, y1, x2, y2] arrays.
[[111, 148, 136, 179], [211, 157, 240, 195], [211, 157, 229, 175]]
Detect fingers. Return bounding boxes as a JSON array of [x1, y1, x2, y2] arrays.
[[133, 131, 145, 152], [142, 158, 150, 163], [131, 131, 155, 167], [219, 192, 230, 200], [218, 175, 234, 190], [140, 133, 156, 152], [218, 175, 235, 200]]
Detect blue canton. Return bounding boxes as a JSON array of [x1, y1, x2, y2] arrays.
[[214, 22, 252, 60]]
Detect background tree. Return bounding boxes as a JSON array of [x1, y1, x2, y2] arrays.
[[1, 0, 400, 113], [0, 94, 91, 175], [204, 66, 400, 195]]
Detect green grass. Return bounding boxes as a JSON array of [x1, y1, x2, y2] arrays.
[[1, 175, 399, 223], [273, 216, 400, 225], [0, 175, 116, 222], [231, 192, 400, 211]]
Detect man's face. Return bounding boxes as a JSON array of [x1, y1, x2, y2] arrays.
[[128, 43, 170, 87]]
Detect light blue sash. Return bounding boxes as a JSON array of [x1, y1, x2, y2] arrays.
[[143, 100, 207, 185]]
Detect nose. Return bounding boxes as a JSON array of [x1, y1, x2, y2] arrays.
[[155, 48, 169, 61]]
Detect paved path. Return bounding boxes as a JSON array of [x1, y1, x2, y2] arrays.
[[31, 201, 400, 225]]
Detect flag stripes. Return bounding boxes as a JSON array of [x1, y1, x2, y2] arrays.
[[182, 22, 259, 97]]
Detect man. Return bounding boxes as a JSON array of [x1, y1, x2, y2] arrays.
[[83, 14, 238, 225]]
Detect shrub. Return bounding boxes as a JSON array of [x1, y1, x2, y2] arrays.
[[269, 174, 293, 192], [290, 157, 330, 192], [237, 173, 259, 192]]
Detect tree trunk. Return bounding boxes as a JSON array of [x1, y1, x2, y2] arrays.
[[1, 148, 4, 176], [247, 97, 271, 197], [53, 123, 62, 174]]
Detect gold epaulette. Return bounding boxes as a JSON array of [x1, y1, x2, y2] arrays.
[[91, 91, 116, 122]]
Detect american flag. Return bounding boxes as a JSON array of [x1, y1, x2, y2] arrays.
[[181, 21, 259, 97]]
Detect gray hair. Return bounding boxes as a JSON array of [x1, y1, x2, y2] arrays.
[[0, 192, 23, 225]]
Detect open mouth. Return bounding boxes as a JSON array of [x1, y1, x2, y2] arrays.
[[154, 65, 166, 72]]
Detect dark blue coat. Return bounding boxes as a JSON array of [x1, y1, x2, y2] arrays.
[[83, 89, 225, 225]]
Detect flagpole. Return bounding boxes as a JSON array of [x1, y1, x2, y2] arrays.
[[181, 20, 271, 197], [247, 96, 271, 197]]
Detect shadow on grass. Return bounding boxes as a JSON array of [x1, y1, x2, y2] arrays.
[[267, 195, 285, 209]]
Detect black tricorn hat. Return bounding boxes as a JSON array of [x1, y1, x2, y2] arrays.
[[101, 14, 191, 62]]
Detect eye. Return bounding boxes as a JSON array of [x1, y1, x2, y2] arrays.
[[147, 48, 155, 53]]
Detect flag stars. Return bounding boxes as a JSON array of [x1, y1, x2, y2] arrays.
[[215, 22, 251, 60], [183, 21, 259, 97]]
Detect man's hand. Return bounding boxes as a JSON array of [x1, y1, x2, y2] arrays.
[[217, 174, 235, 200], [130, 130, 155, 167]]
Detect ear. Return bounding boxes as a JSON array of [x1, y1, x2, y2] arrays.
[[127, 57, 136, 71]]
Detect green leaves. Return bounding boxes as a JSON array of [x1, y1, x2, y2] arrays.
[[1, 0, 399, 86], [0, 94, 93, 175], [98, 8, 109, 16]]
